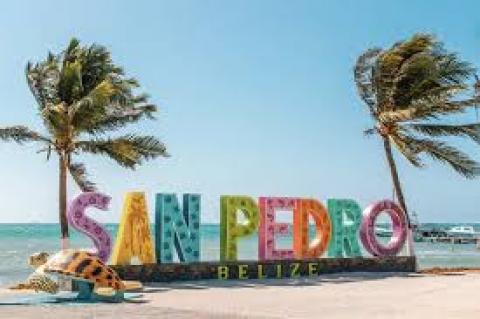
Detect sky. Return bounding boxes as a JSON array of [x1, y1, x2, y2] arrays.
[[1, 0, 480, 224]]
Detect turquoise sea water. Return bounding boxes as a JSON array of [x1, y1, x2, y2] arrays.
[[2, 223, 480, 286]]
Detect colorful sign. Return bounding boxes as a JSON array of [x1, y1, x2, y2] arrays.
[[69, 192, 410, 280]]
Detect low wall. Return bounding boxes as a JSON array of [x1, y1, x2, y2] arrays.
[[111, 256, 416, 282]]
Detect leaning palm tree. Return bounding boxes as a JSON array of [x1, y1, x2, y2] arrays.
[[354, 34, 480, 227], [0, 39, 168, 245]]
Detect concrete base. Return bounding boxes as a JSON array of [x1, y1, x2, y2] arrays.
[[112, 256, 416, 282]]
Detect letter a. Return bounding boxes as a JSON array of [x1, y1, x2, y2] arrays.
[[111, 192, 155, 265]]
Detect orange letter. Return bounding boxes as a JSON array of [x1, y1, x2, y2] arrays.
[[293, 199, 331, 258]]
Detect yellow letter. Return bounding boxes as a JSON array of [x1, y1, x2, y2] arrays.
[[218, 266, 229, 279], [276, 264, 282, 278], [308, 263, 318, 276], [238, 265, 249, 279], [290, 262, 300, 278], [257, 264, 267, 279], [111, 192, 155, 265]]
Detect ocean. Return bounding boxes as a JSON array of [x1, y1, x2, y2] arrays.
[[1, 223, 480, 287]]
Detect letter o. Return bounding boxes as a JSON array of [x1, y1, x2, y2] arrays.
[[359, 200, 407, 256]]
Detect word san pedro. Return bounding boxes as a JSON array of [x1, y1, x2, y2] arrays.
[[71, 192, 409, 280]]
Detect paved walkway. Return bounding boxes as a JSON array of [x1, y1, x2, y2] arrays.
[[1, 272, 480, 318]]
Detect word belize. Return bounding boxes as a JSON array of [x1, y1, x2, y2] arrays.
[[75, 192, 409, 280]]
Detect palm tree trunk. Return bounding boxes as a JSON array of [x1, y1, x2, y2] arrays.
[[59, 154, 69, 246], [382, 136, 411, 228]]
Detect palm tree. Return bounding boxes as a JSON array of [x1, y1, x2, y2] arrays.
[[354, 34, 480, 227], [0, 39, 168, 245]]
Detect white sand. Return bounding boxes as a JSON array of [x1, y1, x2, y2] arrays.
[[1, 272, 480, 318]]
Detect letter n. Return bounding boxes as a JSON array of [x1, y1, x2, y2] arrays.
[[155, 193, 201, 263]]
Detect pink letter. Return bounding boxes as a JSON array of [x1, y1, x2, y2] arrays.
[[67, 192, 112, 263], [359, 200, 407, 257], [258, 197, 296, 260]]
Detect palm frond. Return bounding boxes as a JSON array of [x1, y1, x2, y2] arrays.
[[408, 138, 480, 178], [407, 123, 480, 144], [40, 102, 69, 138], [78, 42, 125, 95], [83, 104, 156, 134], [354, 48, 382, 115], [375, 34, 436, 111], [393, 52, 473, 109], [69, 79, 116, 130], [363, 33, 475, 116], [58, 59, 83, 104], [65, 38, 80, 57], [36, 145, 53, 160], [25, 56, 61, 110], [363, 127, 377, 137], [65, 44, 155, 135], [389, 134, 423, 167], [68, 162, 96, 192], [76, 135, 168, 168], [378, 99, 476, 123], [0, 126, 52, 145]]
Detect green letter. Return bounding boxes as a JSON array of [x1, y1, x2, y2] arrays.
[[220, 196, 259, 261], [327, 199, 362, 257]]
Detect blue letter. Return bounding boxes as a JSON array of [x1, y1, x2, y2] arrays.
[[155, 193, 201, 263]]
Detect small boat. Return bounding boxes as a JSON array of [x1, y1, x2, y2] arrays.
[[446, 226, 478, 238], [375, 226, 393, 237]]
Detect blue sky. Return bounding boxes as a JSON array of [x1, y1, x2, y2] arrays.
[[1, 0, 480, 223]]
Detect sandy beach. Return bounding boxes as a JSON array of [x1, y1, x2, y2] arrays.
[[1, 272, 480, 318]]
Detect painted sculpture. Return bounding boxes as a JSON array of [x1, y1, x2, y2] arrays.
[[155, 193, 201, 263], [258, 197, 295, 260], [220, 196, 259, 261], [359, 200, 407, 256], [67, 192, 113, 263], [9, 191, 412, 297], [43, 250, 125, 290], [111, 192, 156, 265], [9, 192, 123, 298], [293, 199, 331, 258], [327, 199, 362, 257], [9, 252, 59, 294]]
